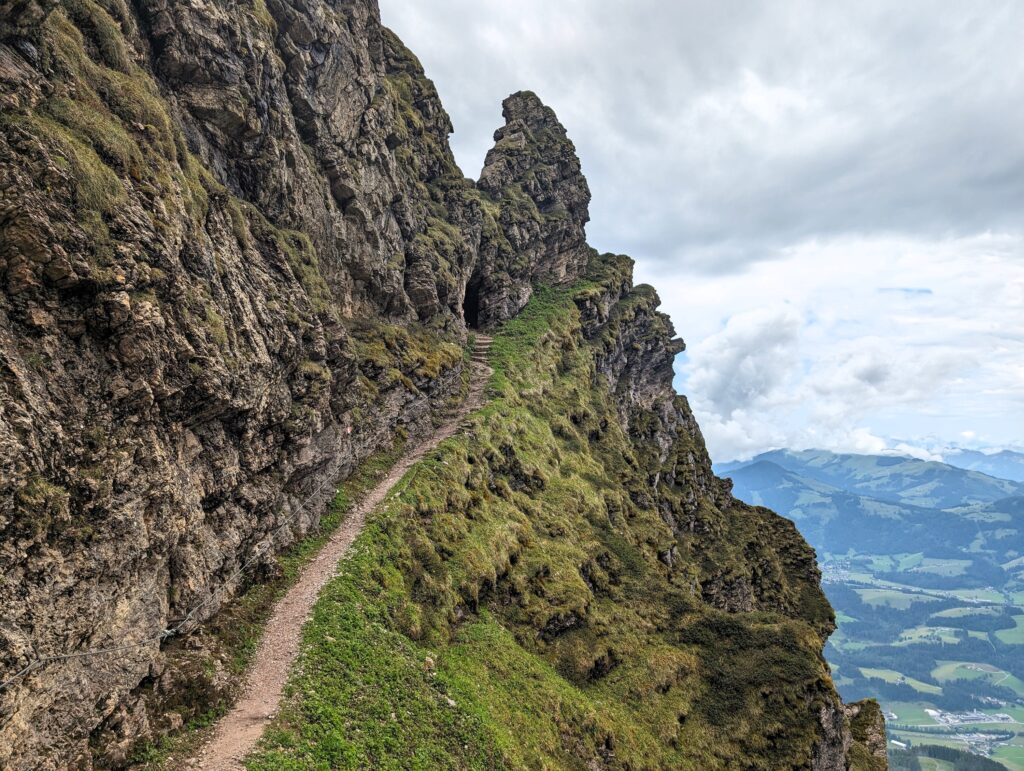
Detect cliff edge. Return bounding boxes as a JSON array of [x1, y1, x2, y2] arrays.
[[0, 1, 885, 768]]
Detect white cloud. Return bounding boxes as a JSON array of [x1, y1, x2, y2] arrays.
[[890, 443, 944, 462], [686, 305, 802, 418], [379, 1, 1024, 461], [646, 233, 1024, 460], [382, 0, 1024, 270]]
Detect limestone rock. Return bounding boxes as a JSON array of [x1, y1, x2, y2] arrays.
[[0, 0, 881, 767], [469, 90, 593, 327]]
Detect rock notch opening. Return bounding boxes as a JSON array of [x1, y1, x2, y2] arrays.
[[463, 277, 482, 329]]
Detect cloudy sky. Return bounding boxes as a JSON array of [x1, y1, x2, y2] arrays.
[[379, 0, 1024, 462]]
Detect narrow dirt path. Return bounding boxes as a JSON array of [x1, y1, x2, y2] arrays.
[[191, 335, 493, 770]]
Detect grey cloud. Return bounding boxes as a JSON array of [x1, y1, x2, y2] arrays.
[[853, 361, 891, 388], [685, 307, 801, 417], [379, 1, 1024, 460], [381, 0, 1024, 274]]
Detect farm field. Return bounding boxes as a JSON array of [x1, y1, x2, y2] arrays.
[[825, 579, 1024, 769], [916, 758, 955, 771], [996, 615, 1024, 645], [818, 542, 1023, 768], [894, 626, 964, 646], [886, 700, 940, 725], [857, 587, 942, 609], [994, 745, 1024, 771], [932, 606, 1004, 619], [861, 667, 943, 695], [932, 662, 1024, 698]]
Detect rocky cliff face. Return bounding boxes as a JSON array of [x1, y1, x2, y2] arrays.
[[471, 91, 592, 326], [0, 1, 883, 768]]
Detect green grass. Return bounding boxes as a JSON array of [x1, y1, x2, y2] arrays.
[[894, 626, 965, 646], [993, 743, 1024, 771], [995, 614, 1024, 645], [246, 261, 853, 769], [858, 668, 942, 695], [931, 606, 1002, 619], [929, 661, 1024, 697], [898, 553, 925, 571], [911, 558, 972, 577], [247, 562, 507, 769], [887, 731, 964, 752], [949, 588, 1007, 604], [885, 701, 939, 726], [916, 757, 955, 771], [932, 660, 999, 679], [857, 588, 939, 609]]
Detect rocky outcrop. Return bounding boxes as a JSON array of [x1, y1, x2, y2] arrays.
[[572, 258, 878, 768], [578, 255, 833, 627], [469, 90, 592, 326], [0, 0, 477, 765], [845, 700, 889, 770], [133, 0, 475, 324], [0, 1, 881, 768]]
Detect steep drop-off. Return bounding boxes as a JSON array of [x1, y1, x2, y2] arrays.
[[0, 1, 884, 768]]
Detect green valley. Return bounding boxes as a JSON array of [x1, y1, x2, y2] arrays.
[[723, 450, 1024, 769]]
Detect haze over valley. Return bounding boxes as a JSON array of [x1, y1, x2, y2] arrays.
[[722, 449, 1024, 768]]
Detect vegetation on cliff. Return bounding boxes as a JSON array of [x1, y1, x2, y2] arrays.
[[0, 1, 885, 767], [247, 256, 877, 769]]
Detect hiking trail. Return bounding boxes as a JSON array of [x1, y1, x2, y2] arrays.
[[190, 334, 493, 770]]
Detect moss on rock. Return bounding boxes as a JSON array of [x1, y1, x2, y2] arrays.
[[249, 260, 856, 770]]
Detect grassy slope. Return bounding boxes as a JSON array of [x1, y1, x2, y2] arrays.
[[8, 6, 863, 767], [247, 265, 850, 770]]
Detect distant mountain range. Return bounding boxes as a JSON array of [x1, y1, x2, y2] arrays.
[[717, 448, 1023, 509], [716, 449, 1024, 564], [943, 448, 1024, 483]]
